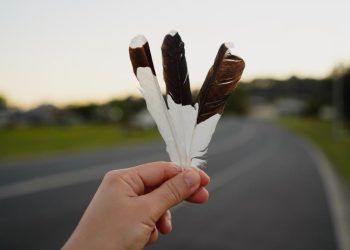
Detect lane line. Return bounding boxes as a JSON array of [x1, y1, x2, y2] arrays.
[[0, 120, 258, 200], [211, 122, 257, 155], [0, 153, 164, 200], [209, 135, 279, 192], [173, 134, 281, 211]]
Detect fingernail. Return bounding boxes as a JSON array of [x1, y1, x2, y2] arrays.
[[167, 217, 172, 229], [183, 170, 200, 188]]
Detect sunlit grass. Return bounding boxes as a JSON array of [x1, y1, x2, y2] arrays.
[[277, 117, 350, 183], [0, 124, 159, 161]]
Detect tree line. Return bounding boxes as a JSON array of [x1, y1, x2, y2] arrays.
[[0, 67, 349, 127]]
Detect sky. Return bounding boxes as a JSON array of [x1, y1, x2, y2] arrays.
[[0, 0, 349, 109]]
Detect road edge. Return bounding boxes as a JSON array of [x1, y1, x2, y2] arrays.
[[298, 137, 350, 250]]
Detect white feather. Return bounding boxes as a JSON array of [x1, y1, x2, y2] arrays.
[[136, 67, 183, 165], [135, 67, 221, 168], [190, 114, 221, 167], [167, 96, 198, 167]]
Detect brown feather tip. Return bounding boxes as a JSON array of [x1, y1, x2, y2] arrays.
[[129, 35, 156, 76], [196, 43, 245, 123]]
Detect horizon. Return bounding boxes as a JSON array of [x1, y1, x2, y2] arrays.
[[3, 72, 340, 111], [1, 0, 350, 109]]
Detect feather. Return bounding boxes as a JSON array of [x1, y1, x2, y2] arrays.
[[129, 34, 245, 168], [161, 31, 197, 167], [161, 30, 193, 106], [190, 42, 245, 167], [197, 42, 245, 123], [129, 35, 184, 166]]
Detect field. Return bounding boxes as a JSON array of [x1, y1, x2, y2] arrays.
[[278, 117, 350, 183], [0, 124, 159, 161]]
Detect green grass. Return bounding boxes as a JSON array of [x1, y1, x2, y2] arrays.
[[0, 124, 160, 161], [277, 117, 350, 183]]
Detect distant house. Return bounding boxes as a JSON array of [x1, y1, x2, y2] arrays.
[[131, 109, 155, 129], [249, 95, 278, 119], [276, 98, 305, 115], [0, 107, 22, 128], [25, 105, 85, 125], [0, 108, 10, 128], [25, 105, 59, 125]]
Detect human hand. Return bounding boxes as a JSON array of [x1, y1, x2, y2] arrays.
[[63, 161, 210, 250]]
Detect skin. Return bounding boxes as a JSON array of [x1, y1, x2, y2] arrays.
[[63, 161, 210, 250]]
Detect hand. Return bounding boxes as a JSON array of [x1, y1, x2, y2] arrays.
[[63, 161, 210, 250]]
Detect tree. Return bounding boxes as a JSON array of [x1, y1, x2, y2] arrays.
[[342, 68, 350, 120], [0, 95, 7, 110], [224, 85, 250, 115]]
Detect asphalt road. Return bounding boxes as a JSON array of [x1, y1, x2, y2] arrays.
[[0, 118, 338, 250]]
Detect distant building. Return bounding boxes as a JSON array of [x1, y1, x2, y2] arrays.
[[25, 105, 58, 125], [131, 109, 155, 129], [0, 107, 22, 128], [276, 98, 305, 115], [319, 105, 333, 120], [249, 95, 277, 119], [0, 108, 10, 128]]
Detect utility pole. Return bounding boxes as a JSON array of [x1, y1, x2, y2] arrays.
[[332, 65, 344, 140]]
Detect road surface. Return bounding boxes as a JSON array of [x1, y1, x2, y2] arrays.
[[0, 118, 338, 250]]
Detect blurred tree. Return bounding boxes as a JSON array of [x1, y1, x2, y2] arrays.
[[190, 87, 249, 115], [109, 97, 145, 123], [342, 68, 350, 120], [67, 103, 99, 122], [0, 95, 7, 110], [303, 97, 325, 116], [225, 85, 250, 115]]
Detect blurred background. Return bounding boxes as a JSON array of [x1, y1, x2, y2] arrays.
[[0, 0, 349, 249]]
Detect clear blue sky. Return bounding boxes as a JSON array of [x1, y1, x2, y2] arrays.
[[0, 0, 349, 108]]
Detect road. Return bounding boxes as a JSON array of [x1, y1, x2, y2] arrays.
[[0, 118, 338, 250]]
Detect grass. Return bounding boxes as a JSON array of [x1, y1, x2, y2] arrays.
[[0, 124, 160, 161], [277, 117, 350, 183]]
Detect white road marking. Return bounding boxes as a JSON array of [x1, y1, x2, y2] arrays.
[[0, 153, 164, 200], [0, 120, 257, 200]]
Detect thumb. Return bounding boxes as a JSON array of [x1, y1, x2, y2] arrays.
[[145, 168, 201, 219]]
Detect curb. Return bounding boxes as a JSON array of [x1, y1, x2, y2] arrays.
[[299, 137, 350, 250]]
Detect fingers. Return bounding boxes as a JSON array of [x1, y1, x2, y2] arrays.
[[198, 169, 210, 187], [130, 161, 210, 196], [146, 228, 158, 245], [133, 161, 210, 188], [145, 168, 201, 219], [185, 169, 210, 203], [186, 186, 209, 203], [156, 210, 172, 235], [129, 161, 182, 195]]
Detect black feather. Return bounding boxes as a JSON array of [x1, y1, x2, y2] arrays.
[[161, 32, 193, 106]]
